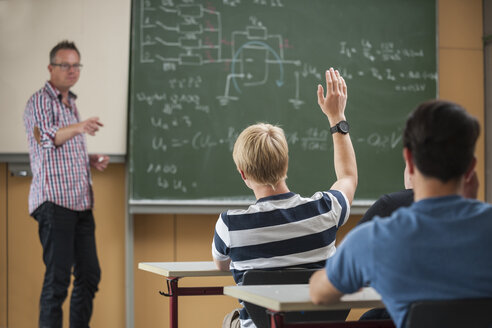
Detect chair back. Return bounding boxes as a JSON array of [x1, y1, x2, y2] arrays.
[[405, 298, 492, 328], [242, 269, 349, 328]]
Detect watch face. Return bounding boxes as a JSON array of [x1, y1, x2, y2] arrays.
[[338, 121, 349, 133]]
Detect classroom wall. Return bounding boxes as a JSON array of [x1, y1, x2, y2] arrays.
[[0, 1, 485, 328], [439, 0, 485, 200], [0, 163, 125, 328], [0, 164, 7, 328], [0, 164, 126, 328]]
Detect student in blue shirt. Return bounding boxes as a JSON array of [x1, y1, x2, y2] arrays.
[[309, 100, 492, 328]]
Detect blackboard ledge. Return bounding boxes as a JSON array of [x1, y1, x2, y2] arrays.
[[128, 199, 374, 215]]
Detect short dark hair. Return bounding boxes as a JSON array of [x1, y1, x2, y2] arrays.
[[49, 40, 80, 64], [403, 100, 479, 182]]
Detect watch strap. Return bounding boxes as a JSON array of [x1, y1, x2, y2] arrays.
[[330, 120, 349, 134]]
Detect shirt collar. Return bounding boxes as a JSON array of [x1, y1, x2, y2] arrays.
[[256, 192, 296, 203], [44, 81, 78, 101], [412, 194, 462, 209]]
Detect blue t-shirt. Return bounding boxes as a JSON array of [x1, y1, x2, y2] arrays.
[[326, 195, 492, 328]]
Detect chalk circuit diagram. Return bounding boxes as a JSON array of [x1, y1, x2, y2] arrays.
[[139, 2, 305, 109]]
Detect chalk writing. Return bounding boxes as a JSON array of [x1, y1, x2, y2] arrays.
[[146, 163, 178, 174], [157, 176, 197, 193], [357, 129, 403, 150]]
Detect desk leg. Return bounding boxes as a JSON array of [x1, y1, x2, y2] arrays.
[[269, 311, 285, 328], [159, 278, 224, 328], [169, 278, 179, 328], [159, 278, 180, 328]]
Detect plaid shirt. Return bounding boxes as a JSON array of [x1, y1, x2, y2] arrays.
[[24, 81, 93, 214]]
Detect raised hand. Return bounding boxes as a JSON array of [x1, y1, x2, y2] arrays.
[[317, 68, 347, 124]]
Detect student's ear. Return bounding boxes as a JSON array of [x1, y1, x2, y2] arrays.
[[464, 156, 477, 181], [403, 148, 415, 175], [462, 156, 479, 199], [239, 169, 246, 181]]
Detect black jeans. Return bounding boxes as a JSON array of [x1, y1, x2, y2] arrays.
[[33, 202, 101, 328]]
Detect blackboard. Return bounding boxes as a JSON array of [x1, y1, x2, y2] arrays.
[[128, 0, 437, 204]]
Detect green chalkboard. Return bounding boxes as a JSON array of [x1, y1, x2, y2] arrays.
[[128, 0, 437, 203]]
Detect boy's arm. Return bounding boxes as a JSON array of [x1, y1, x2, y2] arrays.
[[317, 68, 357, 204], [213, 258, 231, 271], [212, 218, 231, 271]]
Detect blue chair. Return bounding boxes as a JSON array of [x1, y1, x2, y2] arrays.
[[405, 298, 492, 328]]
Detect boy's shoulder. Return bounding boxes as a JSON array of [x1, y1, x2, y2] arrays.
[[225, 190, 345, 214], [222, 190, 346, 222]]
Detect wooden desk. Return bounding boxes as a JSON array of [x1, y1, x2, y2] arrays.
[[139, 261, 232, 328], [224, 285, 394, 328]]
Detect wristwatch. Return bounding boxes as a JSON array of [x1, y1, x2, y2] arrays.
[[330, 120, 350, 135]]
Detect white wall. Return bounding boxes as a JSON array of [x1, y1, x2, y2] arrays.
[[0, 0, 130, 155]]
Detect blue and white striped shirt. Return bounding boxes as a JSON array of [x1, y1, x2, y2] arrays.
[[212, 190, 349, 327]]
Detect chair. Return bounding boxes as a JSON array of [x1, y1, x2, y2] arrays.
[[241, 269, 349, 328], [405, 298, 492, 328]]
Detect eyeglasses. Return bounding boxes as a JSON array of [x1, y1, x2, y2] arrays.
[[51, 63, 83, 71]]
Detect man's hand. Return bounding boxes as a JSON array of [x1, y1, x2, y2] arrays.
[[317, 68, 347, 125], [90, 154, 109, 171], [78, 117, 103, 136]]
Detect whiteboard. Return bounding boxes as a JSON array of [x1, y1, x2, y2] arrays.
[[0, 0, 130, 155]]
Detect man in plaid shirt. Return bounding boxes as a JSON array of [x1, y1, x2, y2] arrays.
[[24, 40, 109, 328]]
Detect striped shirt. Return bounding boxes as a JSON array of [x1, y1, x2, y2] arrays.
[[24, 81, 93, 214], [212, 190, 349, 328]]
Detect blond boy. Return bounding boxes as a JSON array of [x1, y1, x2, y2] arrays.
[[212, 68, 357, 328]]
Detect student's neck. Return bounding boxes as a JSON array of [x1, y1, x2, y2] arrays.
[[413, 174, 461, 202], [252, 180, 290, 200]]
